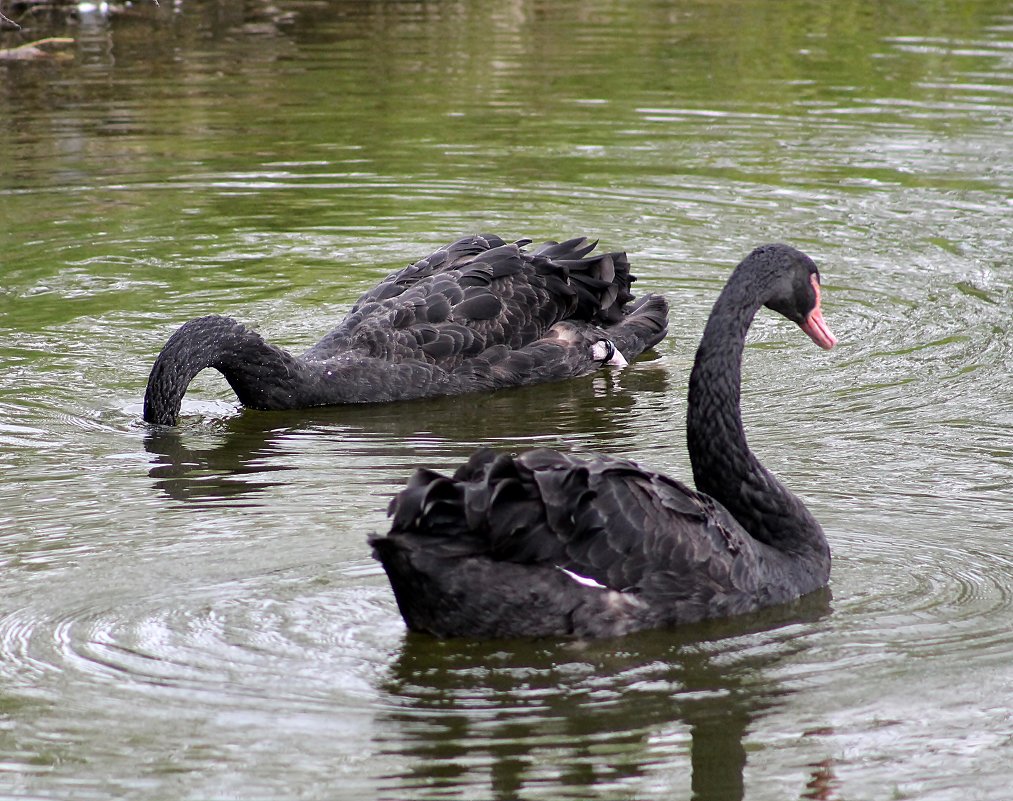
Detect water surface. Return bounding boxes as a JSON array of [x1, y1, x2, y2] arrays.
[[1, 1, 1012, 799]]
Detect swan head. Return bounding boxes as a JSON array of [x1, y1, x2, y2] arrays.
[[752, 243, 838, 351]]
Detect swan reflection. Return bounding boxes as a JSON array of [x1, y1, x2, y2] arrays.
[[377, 592, 834, 801], [143, 362, 669, 505]]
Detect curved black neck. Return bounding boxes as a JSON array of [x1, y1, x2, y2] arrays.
[[142, 315, 446, 425], [143, 316, 345, 425], [686, 273, 827, 559]]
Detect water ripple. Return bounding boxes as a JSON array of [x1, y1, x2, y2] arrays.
[[0, 580, 399, 711]]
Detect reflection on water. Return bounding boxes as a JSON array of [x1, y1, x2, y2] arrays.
[[2, 0, 1013, 798], [143, 360, 671, 504], [378, 593, 832, 801], [145, 425, 298, 504]]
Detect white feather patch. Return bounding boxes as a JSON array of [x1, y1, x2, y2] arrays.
[[557, 566, 608, 590], [591, 340, 628, 367]]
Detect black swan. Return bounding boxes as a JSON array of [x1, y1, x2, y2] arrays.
[[143, 234, 669, 425], [370, 243, 838, 639]]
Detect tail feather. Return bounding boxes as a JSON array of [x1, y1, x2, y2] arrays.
[[376, 448, 586, 565], [531, 237, 599, 261], [369, 448, 645, 638], [568, 252, 634, 324], [607, 293, 670, 358]]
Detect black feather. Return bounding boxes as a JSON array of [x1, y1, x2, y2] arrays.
[[143, 234, 670, 425], [454, 291, 503, 321], [371, 244, 836, 640]]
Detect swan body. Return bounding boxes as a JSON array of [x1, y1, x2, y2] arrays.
[[142, 234, 669, 425], [371, 244, 838, 639]]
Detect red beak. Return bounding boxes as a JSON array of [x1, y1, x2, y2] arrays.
[[798, 275, 837, 350]]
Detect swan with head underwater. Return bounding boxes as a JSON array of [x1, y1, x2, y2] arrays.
[[142, 234, 670, 425], [370, 243, 839, 639]]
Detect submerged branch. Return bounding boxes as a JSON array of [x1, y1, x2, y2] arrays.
[[0, 35, 74, 60]]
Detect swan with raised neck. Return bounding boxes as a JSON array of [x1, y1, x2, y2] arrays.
[[370, 243, 839, 640]]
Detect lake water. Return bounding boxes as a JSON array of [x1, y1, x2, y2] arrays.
[[1, 0, 1012, 799]]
